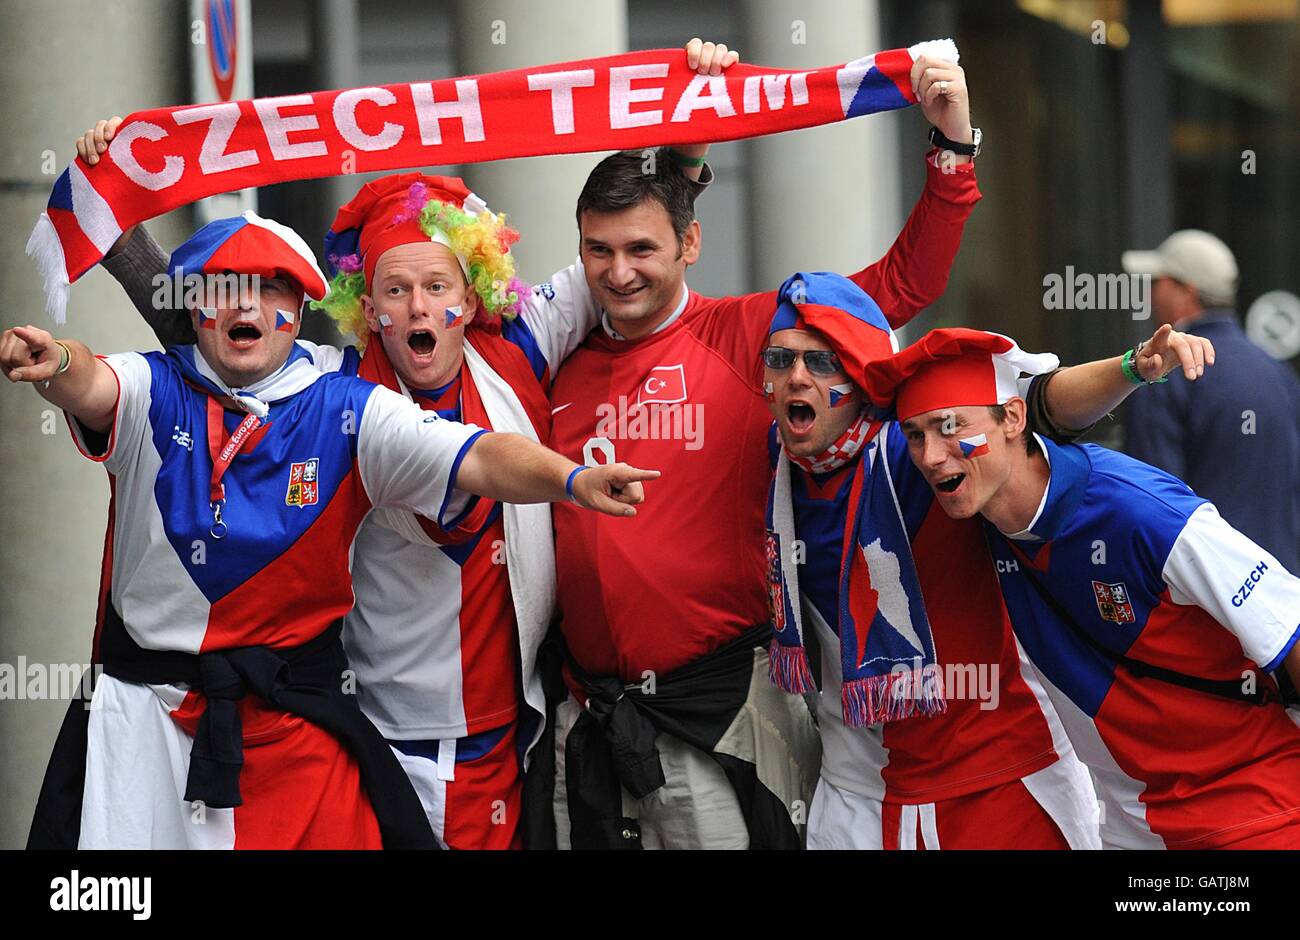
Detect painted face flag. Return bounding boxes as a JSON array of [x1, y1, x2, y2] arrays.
[[958, 433, 989, 457], [28, 40, 957, 322]]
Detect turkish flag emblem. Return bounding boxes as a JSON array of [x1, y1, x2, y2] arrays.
[[635, 364, 687, 408]]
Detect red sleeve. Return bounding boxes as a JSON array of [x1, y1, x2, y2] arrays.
[[851, 150, 981, 329], [688, 152, 980, 384]]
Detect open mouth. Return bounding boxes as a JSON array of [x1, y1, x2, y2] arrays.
[[407, 330, 436, 359], [605, 284, 645, 300], [227, 323, 262, 348], [786, 401, 817, 434], [935, 473, 966, 495]]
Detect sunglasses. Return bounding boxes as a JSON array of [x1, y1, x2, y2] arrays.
[[761, 345, 843, 376]]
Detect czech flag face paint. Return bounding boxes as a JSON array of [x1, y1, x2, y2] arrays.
[[764, 381, 776, 403], [274, 308, 296, 333], [444, 305, 463, 329], [378, 313, 395, 336], [828, 382, 855, 408], [198, 307, 218, 330], [958, 433, 990, 458]]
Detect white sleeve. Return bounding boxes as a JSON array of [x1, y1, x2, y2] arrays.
[[293, 339, 346, 374], [518, 257, 600, 372], [64, 352, 152, 477], [356, 384, 488, 528], [1163, 502, 1300, 671]]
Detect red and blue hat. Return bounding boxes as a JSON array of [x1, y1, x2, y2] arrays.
[[168, 210, 327, 302], [861, 328, 1060, 421], [769, 272, 900, 383]]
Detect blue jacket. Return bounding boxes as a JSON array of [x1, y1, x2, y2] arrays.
[[1125, 310, 1300, 572]]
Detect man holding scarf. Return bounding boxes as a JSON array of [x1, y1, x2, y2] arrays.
[[6, 212, 656, 850], [861, 328, 1300, 849], [763, 274, 1217, 848], [543, 50, 979, 849]]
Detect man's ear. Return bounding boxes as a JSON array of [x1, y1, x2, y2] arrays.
[[681, 220, 702, 266], [460, 283, 480, 327], [1002, 397, 1029, 445], [360, 294, 380, 334]]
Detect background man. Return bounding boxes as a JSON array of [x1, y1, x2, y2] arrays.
[[866, 328, 1300, 849], [1122, 229, 1300, 572]]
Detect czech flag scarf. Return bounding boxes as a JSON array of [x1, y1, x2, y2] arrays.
[[766, 425, 945, 727], [28, 39, 957, 322], [764, 272, 943, 727]]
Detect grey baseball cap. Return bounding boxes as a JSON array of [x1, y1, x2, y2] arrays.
[[1122, 229, 1238, 307]]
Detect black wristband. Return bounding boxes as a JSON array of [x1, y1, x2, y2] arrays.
[[928, 126, 981, 157]]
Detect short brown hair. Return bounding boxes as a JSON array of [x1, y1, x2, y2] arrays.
[[988, 404, 1040, 456]]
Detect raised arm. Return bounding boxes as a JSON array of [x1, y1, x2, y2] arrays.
[[1040, 323, 1214, 434], [77, 117, 198, 349], [851, 55, 980, 328], [1, 325, 119, 432]]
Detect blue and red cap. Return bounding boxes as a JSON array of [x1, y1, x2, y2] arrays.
[[769, 272, 899, 384], [168, 211, 328, 302]]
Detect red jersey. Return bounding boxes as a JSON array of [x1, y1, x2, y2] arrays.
[[550, 155, 980, 681]]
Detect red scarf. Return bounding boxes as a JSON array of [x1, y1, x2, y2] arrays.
[[29, 41, 954, 321]]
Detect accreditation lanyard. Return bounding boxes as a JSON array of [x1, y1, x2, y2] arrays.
[[205, 396, 263, 539]]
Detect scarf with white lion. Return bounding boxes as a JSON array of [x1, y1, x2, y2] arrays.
[[28, 40, 958, 322]]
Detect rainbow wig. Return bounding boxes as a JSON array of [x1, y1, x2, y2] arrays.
[[312, 181, 528, 349]]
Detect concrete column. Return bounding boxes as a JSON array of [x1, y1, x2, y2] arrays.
[[453, 0, 628, 282], [741, 0, 901, 289], [309, 0, 361, 237], [0, 1, 189, 848]]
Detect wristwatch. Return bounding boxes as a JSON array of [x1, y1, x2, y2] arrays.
[[928, 126, 981, 158]]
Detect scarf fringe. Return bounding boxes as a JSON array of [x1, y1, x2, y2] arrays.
[[768, 640, 816, 695], [841, 663, 948, 728], [25, 213, 70, 325]]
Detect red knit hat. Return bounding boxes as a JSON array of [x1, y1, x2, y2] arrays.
[[861, 328, 1060, 421]]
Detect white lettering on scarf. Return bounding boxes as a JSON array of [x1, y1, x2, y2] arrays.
[[609, 63, 669, 129], [528, 69, 597, 135], [411, 79, 485, 144], [174, 102, 258, 174], [334, 87, 404, 151], [254, 94, 328, 160]]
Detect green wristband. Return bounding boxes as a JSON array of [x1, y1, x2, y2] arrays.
[[667, 148, 706, 168], [1121, 347, 1167, 386]]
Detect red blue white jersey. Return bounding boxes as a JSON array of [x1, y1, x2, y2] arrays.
[[790, 421, 1070, 803], [67, 346, 484, 655], [985, 435, 1300, 848], [296, 258, 598, 740], [550, 156, 981, 682]]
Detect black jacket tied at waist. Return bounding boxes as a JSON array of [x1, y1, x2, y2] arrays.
[[31, 605, 438, 850], [560, 623, 804, 850]]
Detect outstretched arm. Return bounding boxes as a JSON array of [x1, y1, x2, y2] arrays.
[[1, 326, 119, 432], [456, 432, 660, 517], [1041, 323, 1215, 434]]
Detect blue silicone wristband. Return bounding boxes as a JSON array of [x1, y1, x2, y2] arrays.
[[566, 465, 590, 502]]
